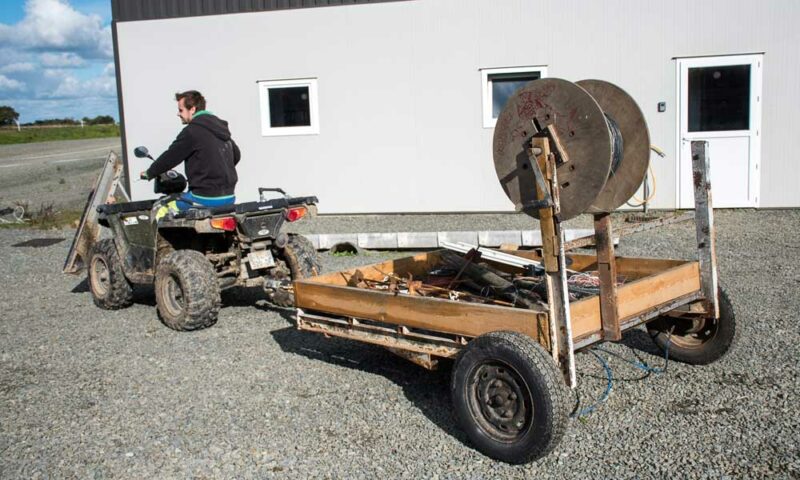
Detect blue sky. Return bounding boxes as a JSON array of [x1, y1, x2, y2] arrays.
[[0, 0, 117, 123]]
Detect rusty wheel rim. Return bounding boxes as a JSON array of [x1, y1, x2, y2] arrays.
[[467, 361, 532, 442], [665, 316, 719, 350]]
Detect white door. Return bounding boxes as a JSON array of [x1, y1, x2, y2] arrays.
[[677, 55, 762, 208]]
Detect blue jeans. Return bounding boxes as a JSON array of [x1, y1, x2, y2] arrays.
[[174, 191, 235, 211]]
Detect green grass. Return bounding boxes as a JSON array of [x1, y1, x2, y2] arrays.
[[0, 124, 120, 145], [0, 202, 84, 230]]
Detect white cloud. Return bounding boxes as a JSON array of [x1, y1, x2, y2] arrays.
[[0, 75, 26, 92], [0, 0, 112, 60], [40, 52, 86, 68], [0, 1, 117, 121], [0, 62, 36, 73], [42, 67, 115, 99]]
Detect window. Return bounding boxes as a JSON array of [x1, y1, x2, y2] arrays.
[[481, 66, 547, 128], [257, 78, 319, 136], [688, 64, 750, 132]]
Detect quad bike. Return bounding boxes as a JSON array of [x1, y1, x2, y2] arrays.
[[86, 146, 322, 331]]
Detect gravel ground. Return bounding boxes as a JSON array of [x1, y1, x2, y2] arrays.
[[0, 210, 798, 478]]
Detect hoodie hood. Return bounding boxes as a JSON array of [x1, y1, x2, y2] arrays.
[[190, 113, 231, 141]]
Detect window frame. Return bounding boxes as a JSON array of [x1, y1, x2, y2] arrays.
[[257, 78, 319, 136], [481, 66, 548, 128]]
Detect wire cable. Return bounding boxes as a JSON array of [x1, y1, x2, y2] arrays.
[[571, 349, 613, 418], [626, 145, 665, 208], [571, 331, 672, 418]]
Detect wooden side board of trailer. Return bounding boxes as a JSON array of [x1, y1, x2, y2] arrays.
[[294, 250, 701, 352]]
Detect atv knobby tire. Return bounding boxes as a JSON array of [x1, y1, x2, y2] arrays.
[[451, 331, 569, 464], [646, 287, 736, 365], [155, 250, 221, 331], [268, 234, 322, 308], [283, 234, 322, 279], [88, 239, 133, 310]]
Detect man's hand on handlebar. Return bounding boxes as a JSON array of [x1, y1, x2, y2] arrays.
[[139, 171, 150, 180]]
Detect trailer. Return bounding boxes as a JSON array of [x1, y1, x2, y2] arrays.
[[293, 78, 735, 464]]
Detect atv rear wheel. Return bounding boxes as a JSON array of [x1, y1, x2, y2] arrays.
[[155, 250, 220, 331], [283, 234, 322, 279], [267, 234, 321, 308], [88, 239, 133, 310]]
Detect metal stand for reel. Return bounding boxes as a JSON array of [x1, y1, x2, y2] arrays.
[[526, 130, 577, 388], [523, 135, 720, 389]]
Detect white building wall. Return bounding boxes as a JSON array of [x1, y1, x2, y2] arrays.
[[117, 0, 800, 212]]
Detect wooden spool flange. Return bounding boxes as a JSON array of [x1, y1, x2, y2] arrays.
[[577, 79, 651, 213]]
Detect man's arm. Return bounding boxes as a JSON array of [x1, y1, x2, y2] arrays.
[[145, 128, 194, 178], [232, 139, 241, 166]]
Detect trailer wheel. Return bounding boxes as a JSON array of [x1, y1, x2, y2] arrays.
[[155, 250, 220, 331], [451, 331, 569, 464], [88, 239, 133, 310], [647, 288, 736, 365]]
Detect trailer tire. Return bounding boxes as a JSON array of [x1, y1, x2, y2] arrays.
[[268, 234, 322, 308], [647, 288, 736, 365], [155, 250, 220, 331], [451, 331, 569, 464], [88, 239, 133, 310]]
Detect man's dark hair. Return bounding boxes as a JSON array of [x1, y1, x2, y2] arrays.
[[175, 90, 206, 111]]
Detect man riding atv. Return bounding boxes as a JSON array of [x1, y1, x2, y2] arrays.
[[84, 91, 321, 332], [140, 90, 240, 217]]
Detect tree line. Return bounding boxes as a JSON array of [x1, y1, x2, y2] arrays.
[[0, 105, 115, 126]]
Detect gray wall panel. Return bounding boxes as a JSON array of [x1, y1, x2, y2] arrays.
[[116, 0, 800, 212]]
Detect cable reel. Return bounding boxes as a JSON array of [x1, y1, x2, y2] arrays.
[[492, 78, 650, 220]]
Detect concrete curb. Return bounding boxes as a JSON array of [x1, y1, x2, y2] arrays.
[[306, 229, 600, 250]]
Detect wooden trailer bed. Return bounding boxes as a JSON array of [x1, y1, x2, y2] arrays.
[[294, 250, 703, 362]]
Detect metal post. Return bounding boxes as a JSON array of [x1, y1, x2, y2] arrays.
[[691, 141, 719, 318], [531, 135, 576, 388], [594, 213, 621, 341]]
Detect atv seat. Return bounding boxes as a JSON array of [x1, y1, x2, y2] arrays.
[[170, 195, 319, 219]]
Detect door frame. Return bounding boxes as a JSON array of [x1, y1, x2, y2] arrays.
[[675, 53, 763, 208]]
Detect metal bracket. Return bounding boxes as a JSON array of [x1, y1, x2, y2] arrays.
[[520, 144, 554, 210], [63, 151, 129, 274]]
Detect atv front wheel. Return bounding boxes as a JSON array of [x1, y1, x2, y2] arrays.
[[88, 239, 133, 310], [155, 250, 221, 331]]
